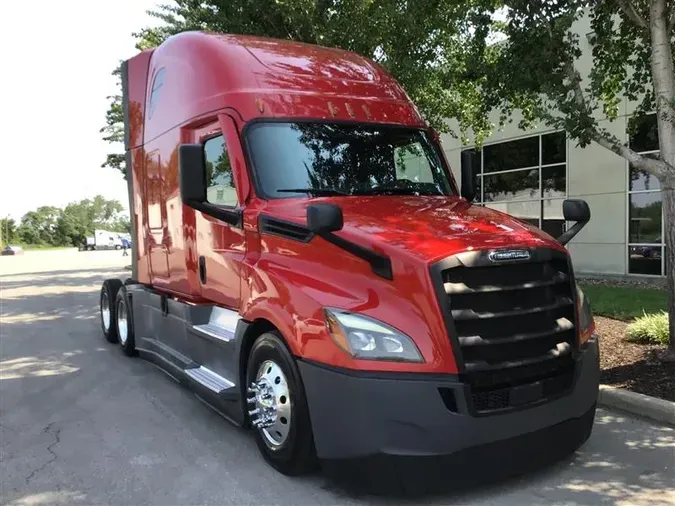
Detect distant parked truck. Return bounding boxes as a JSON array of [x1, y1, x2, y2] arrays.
[[79, 230, 126, 251]]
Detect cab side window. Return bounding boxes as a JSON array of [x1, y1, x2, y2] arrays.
[[204, 135, 237, 207], [148, 68, 165, 119]]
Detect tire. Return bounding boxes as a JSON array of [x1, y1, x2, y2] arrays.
[[115, 245, 121, 250], [246, 332, 317, 475], [115, 286, 136, 356], [100, 279, 123, 343]]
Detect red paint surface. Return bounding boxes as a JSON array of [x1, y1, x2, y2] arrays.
[[124, 32, 578, 375]]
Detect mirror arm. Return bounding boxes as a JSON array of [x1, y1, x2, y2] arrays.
[[557, 219, 588, 246], [185, 200, 243, 228]]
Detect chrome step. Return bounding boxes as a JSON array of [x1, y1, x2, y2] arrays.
[[190, 322, 235, 343], [184, 366, 234, 394], [189, 307, 240, 343]]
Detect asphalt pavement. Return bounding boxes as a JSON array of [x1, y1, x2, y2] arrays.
[[1, 251, 674, 506]]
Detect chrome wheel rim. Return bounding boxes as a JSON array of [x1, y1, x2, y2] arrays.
[[101, 291, 110, 330], [247, 360, 292, 449], [117, 298, 128, 345]]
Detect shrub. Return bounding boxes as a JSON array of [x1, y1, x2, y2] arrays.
[[626, 311, 669, 345]]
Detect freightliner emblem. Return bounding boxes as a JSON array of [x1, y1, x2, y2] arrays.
[[489, 249, 531, 262]]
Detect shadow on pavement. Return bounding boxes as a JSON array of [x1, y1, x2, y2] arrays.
[[0, 267, 128, 290]]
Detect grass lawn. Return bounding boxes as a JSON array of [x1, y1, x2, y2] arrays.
[[579, 283, 668, 321], [18, 245, 75, 251]]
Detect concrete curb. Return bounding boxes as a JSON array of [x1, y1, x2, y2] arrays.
[[598, 384, 675, 427]]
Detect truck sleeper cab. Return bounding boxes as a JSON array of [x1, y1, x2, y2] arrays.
[[99, 31, 600, 493]]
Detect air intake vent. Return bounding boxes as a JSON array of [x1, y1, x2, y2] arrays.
[[259, 216, 314, 243]]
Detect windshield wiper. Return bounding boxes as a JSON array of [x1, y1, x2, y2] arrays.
[[277, 188, 350, 196], [354, 187, 442, 196]]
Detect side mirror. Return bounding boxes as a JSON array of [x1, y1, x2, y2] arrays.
[[562, 199, 590, 222], [557, 199, 590, 246], [177, 143, 243, 227], [307, 203, 343, 234], [178, 144, 207, 204], [460, 150, 477, 202]]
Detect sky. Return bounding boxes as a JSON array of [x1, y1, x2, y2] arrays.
[[0, 0, 164, 221]]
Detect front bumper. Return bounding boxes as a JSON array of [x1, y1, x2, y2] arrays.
[[299, 336, 599, 492]]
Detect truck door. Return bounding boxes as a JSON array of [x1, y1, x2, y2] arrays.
[[192, 114, 247, 309], [183, 114, 248, 387]]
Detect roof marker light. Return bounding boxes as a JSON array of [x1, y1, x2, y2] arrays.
[[255, 98, 265, 114]]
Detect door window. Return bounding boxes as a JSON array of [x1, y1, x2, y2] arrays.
[[204, 135, 237, 207]]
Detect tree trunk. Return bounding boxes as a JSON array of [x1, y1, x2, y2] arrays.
[[662, 173, 675, 361], [650, 0, 675, 361]]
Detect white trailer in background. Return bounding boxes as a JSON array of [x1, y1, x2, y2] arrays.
[[80, 230, 125, 251]]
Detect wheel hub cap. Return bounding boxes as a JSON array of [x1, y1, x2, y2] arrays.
[[247, 360, 291, 449], [101, 292, 110, 330], [117, 298, 128, 345]]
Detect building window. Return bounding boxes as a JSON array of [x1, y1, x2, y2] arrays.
[[461, 131, 567, 238], [627, 113, 665, 276]]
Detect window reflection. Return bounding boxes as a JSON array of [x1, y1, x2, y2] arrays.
[[629, 245, 662, 275], [483, 136, 539, 173], [204, 135, 237, 207], [629, 164, 661, 191], [542, 132, 566, 165], [465, 132, 567, 239], [629, 113, 659, 152], [629, 193, 662, 243], [626, 113, 664, 276], [483, 169, 539, 202]]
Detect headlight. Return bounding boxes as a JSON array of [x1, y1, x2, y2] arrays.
[[576, 286, 594, 345], [324, 308, 424, 362]]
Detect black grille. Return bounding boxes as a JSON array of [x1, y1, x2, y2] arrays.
[[436, 249, 578, 414]]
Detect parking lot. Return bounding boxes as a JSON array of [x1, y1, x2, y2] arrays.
[[1, 250, 674, 505]]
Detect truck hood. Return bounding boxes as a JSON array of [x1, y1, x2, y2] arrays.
[[261, 196, 566, 264]]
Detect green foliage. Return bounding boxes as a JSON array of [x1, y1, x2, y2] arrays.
[[627, 311, 670, 345], [0, 217, 18, 246], [17, 206, 61, 246], [13, 196, 128, 248], [102, 0, 505, 176]]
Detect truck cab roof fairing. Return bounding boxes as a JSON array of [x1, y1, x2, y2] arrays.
[[140, 31, 425, 142]]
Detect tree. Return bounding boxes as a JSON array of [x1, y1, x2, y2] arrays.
[[101, 0, 500, 178], [55, 196, 127, 246], [480, 0, 674, 359], [17, 206, 62, 246], [11, 196, 128, 247], [0, 217, 17, 247]]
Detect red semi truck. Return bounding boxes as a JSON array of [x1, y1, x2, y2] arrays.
[[100, 31, 599, 492]]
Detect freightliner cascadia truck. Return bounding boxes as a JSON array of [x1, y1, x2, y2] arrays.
[[99, 31, 599, 493]]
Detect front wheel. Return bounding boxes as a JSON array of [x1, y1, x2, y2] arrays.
[[246, 332, 317, 475]]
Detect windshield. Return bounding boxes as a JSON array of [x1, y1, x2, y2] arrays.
[[245, 122, 456, 198]]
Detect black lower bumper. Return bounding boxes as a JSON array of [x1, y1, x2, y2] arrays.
[[298, 337, 600, 494]]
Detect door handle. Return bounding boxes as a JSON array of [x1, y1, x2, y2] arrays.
[[199, 256, 206, 284]]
